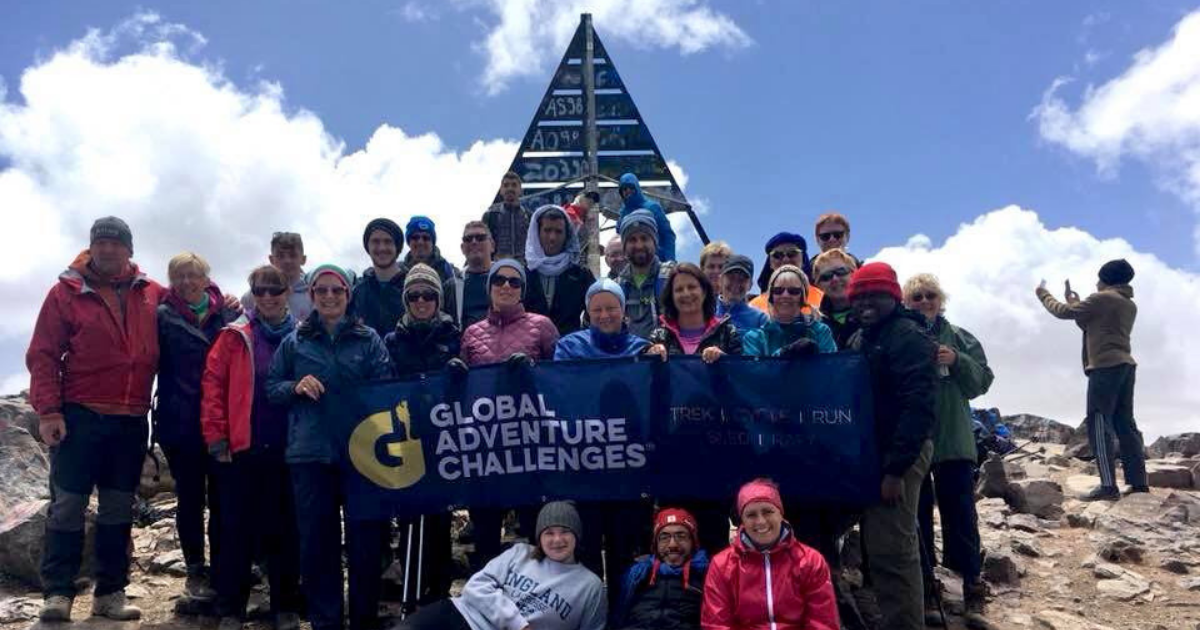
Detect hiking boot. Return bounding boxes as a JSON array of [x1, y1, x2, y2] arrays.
[[1122, 485, 1150, 496], [275, 612, 301, 630], [218, 616, 244, 630], [1079, 485, 1120, 502], [964, 580, 996, 630], [923, 579, 945, 627], [91, 591, 142, 620], [39, 595, 73, 622], [185, 569, 217, 601]]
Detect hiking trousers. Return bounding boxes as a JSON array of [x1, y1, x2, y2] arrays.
[[918, 459, 983, 586], [1087, 364, 1147, 489]]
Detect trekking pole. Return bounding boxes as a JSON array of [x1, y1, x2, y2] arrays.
[[415, 516, 426, 609], [400, 520, 415, 620], [916, 487, 949, 630]]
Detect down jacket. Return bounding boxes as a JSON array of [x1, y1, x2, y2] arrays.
[[700, 526, 839, 630], [385, 313, 462, 377], [648, 316, 743, 357], [460, 305, 560, 366]]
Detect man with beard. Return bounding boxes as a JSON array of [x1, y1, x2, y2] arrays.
[[616, 210, 674, 339], [483, 171, 533, 263], [611, 509, 709, 630], [351, 218, 406, 335], [399, 216, 462, 325]]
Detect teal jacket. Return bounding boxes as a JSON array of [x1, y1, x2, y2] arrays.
[[928, 316, 994, 463], [742, 317, 837, 357]]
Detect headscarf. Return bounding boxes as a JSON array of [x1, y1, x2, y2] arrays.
[[525, 204, 580, 277]]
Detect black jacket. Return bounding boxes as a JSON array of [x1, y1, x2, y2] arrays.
[[648, 316, 743, 357], [849, 307, 938, 477], [154, 298, 239, 446], [820, 295, 861, 350], [619, 572, 706, 630], [351, 267, 407, 337], [385, 313, 462, 378], [525, 264, 596, 336]]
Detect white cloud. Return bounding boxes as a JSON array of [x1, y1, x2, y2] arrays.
[[1033, 8, 1200, 257], [451, 0, 752, 95], [875, 206, 1200, 439]]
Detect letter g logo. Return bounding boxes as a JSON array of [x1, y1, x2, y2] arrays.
[[349, 401, 426, 489]]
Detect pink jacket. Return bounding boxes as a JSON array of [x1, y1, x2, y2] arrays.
[[460, 305, 560, 366]]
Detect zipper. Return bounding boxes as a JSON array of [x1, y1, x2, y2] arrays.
[[764, 551, 777, 630]]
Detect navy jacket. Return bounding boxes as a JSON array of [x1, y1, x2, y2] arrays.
[[385, 313, 462, 378], [617, 173, 677, 262], [554, 325, 649, 360]]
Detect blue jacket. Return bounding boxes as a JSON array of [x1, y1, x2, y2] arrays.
[[617, 173, 677, 262], [554, 325, 649, 360], [716, 298, 769, 335], [742, 317, 837, 357], [267, 311, 392, 464], [613, 550, 710, 630]]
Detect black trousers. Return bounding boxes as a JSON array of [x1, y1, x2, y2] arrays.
[[469, 505, 538, 568], [160, 439, 220, 573], [918, 460, 982, 586], [395, 512, 454, 604], [1087, 364, 1147, 489], [41, 404, 148, 597], [392, 598, 470, 630], [214, 450, 301, 619]]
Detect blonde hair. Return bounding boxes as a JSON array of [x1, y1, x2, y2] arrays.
[[167, 252, 211, 281], [811, 249, 859, 277], [699, 241, 733, 268], [903, 273, 947, 312]]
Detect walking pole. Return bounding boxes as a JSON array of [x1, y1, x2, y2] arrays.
[[400, 520, 415, 620], [918, 476, 950, 630], [415, 515, 426, 610]]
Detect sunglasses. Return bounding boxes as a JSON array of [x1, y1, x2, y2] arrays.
[[490, 276, 524, 289], [313, 286, 347, 296], [770, 249, 802, 260], [816, 267, 852, 283], [910, 291, 939, 303], [408, 233, 433, 243], [462, 234, 489, 243], [818, 230, 845, 242], [770, 286, 805, 296], [251, 286, 287, 297], [405, 290, 438, 304]]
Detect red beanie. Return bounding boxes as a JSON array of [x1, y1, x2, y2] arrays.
[[847, 261, 902, 302], [736, 479, 784, 517], [653, 507, 698, 543]]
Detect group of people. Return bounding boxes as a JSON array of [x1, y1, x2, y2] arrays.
[[25, 170, 1146, 630]]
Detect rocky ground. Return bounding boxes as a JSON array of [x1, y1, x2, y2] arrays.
[[4, 395, 1200, 630]]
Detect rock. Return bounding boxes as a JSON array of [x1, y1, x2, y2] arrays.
[[1033, 609, 1116, 630], [1011, 537, 1043, 557], [1064, 419, 1096, 459], [1146, 433, 1200, 458], [1145, 460, 1195, 489], [1008, 478, 1065, 519], [1008, 513, 1042, 532], [0, 596, 41, 624], [1065, 512, 1093, 529], [1003, 414, 1077, 444], [0, 423, 51, 585], [1064, 475, 1100, 497], [124, 583, 150, 599], [0, 393, 40, 442], [150, 549, 186, 574], [1096, 537, 1144, 564], [1096, 575, 1149, 601], [977, 454, 1012, 499], [983, 549, 1020, 584], [1180, 577, 1200, 591], [983, 510, 1007, 529], [1160, 558, 1190, 574]]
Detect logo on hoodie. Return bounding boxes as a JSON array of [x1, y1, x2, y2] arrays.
[[349, 401, 426, 489]]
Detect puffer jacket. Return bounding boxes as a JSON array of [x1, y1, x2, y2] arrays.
[[742, 317, 837, 357], [385, 313, 462, 377], [554, 325, 649, 360], [154, 285, 239, 446], [616, 173, 676, 261], [27, 251, 166, 416], [648, 316, 743, 357], [848, 307, 938, 477], [1036, 284, 1136, 373], [266, 311, 392, 464], [614, 550, 710, 630], [926, 316, 994, 463], [700, 526, 839, 630], [460, 305, 560, 366]]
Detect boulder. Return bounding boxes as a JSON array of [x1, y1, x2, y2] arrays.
[[1095, 575, 1149, 601], [1146, 433, 1200, 459], [1179, 577, 1200, 591], [1160, 558, 1190, 574], [0, 423, 51, 584], [976, 454, 1012, 499], [1095, 537, 1144, 564], [1003, 413, 1077, 444], [982, 549, 1020, 584], [1008, 513, 1042, 533], [1007, 478, 1065, 519], [0, 392, 40, 442], [1011, 537, 1043, 557], [1145, 460, 1195, 489]]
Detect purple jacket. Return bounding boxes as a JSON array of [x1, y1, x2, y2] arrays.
[[460, 305, 560, 366]]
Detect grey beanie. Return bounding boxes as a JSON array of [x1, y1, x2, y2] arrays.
[[403, 263, 443, 306], [619, 209, 658, 243], [487, 258, 527, 299], [585, 278, 626, 310], [535, 500, 583, 542], [90, 216, 133, 254]]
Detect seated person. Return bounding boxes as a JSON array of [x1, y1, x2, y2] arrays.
[[612, 508, 709, 630]]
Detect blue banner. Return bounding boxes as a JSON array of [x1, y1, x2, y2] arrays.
[[333, 354, 879, 521]]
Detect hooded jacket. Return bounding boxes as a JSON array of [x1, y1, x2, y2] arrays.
[[617, 173, 677, 262], [648, 316, 743, 357], [848, 307, 938, 477], [460, 305, 560, 366], [266, 311, 392, 464], [923, 316, 994, 463], [613, 550, 710, 630], [741, 317, 837, 357], [700, 526, 839, 630], [554, 325, 650, 360], [154, 284, 240, 445], [27, 251, 167, 417], [201, 315, 295, 455], [351, 267, 407, 336], [1036, 284, 1136, 373], [385, 312, 462, 378]]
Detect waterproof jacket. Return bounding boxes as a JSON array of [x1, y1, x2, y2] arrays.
[[266, 312, 391, 464], [700, 527, 839, 630], [27, 251, 166, 417], [201, 316, 291, 455], [613, 550, 710, 630], [1036, 285, 1136, 374], [460, 305, 560, 366], [351, 267, 406, 336], [526, 264, 596, 335], [385, 313, 462, 377], [616, 173, 677, 261], [554, 325, 649, 360], [818, 296, 859, 350], [617, 258, 675, 339], [925, 316, 994, 463], [154, 286, 239, 446], [399, 250, 463, 325], [848, 308, 938, 477], [483, 202, 533, 264], [742, 317, 837, 357], [649, 316, 743, 357], [716, 298, 769, 334]]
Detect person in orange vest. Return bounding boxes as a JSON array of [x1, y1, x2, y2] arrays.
[[748, 232, 823, 315]]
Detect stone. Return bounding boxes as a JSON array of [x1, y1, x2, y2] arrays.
[[1096, 537, 1144, 564], [1003, 414, 1077, 444], [1065, 475, 1101, 497], [983, 549, 1020, 584], [1180, 577, 1200, 591], [1096, 575, 1149, 601], [1146, 433, 1200, 458], [1145, 460, 1195, 489], [1008, 478, 1065, 519], [124, 583, 149, 599], [977, 454, 1012, 499], [0, 423, 51, 585], [0, 393, 40, 442], [1032, 610, 1116, 630], [1160, 558, 1190, 574], [1011, 537, 1043, 557], [983, 510, 1007, 529], [0, 597, 41, 624], [150, 549, 186, 573], [1065, 513, 1094, 529], [1008, 513, 1042, 532]]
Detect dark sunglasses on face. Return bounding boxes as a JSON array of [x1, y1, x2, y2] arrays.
[[251, 286, 287, 297], [490, 276, 524, 289], [818, 230, 845, 241], [462, 234, 489, 243], [770, 249, 802, 260], [409, 234, 432, 243], [910, 292, 939, 303], [770, 286, 805, 296], [405, 291, 438, 304], [816, 267, 852, 283], [313, 286, 347, 296]]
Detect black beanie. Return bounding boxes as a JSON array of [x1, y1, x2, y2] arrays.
[[90, 216, 133, 254], [1098, 259, 1134, 286], [363, 218, 404, 253]]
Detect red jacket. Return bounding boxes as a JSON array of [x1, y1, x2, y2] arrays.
[[460, 305, 560, 366], [701, 526, 839, 630], [200, 319, 257, 453], [26, 251, 165, 417]]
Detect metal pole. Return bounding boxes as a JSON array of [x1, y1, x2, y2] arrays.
[[582, 13, 603, 277]]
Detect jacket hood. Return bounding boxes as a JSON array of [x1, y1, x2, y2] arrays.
[[1109, 284, 1134, 299], [61, 249, 145, 292], [619, 173, 647, 209]]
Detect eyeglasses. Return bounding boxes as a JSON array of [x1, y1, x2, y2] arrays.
[[408, 234, 432, 243], [910, 292, 939, 303], [770, 249, 802, 260], [656, 531, 692, 544], [817, 230, 845, 242], [770, 286, 805, 296], [490, 276, 524, 289], [313, 286, 347, 297], [252, 286, 287, 297], [405, 291, 438, 304], [816, 267, 851, 283], [462, 234, 489, 243]]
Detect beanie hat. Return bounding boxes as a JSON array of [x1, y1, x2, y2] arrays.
[[649, 507, 699, 588], [1098, 259, 1134, 286], [619, 209, 658, 243], [488, 258, 527, 299], [586, 278, 626, 311], [403, 263, 443, 305], [536, 500, 583, 542], [736, 478, 784, 517], [763, 232, 807, 254], [406, 215, 437, 244], [307, 264, 352, 291], [362, 218, 404, 253], [846, 261, 902, 302], [90, 216, 134, 254]]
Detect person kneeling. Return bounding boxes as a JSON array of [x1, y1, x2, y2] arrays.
[[701, 479, 839, 630], [396, 501, 606, 630], [612, 508, 709, 630]]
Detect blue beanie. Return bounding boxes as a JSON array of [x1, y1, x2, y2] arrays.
[[585, 278, 626, 311], [487, 258, 527, 299], [764, 232, 807, 253], [619, 209, 658, 242], [406, 215, 437, 244]]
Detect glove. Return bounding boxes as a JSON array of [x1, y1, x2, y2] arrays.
[[780, 337, 818, 358], [505, 352, 534, 368], [446, 358, 469, 380]]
